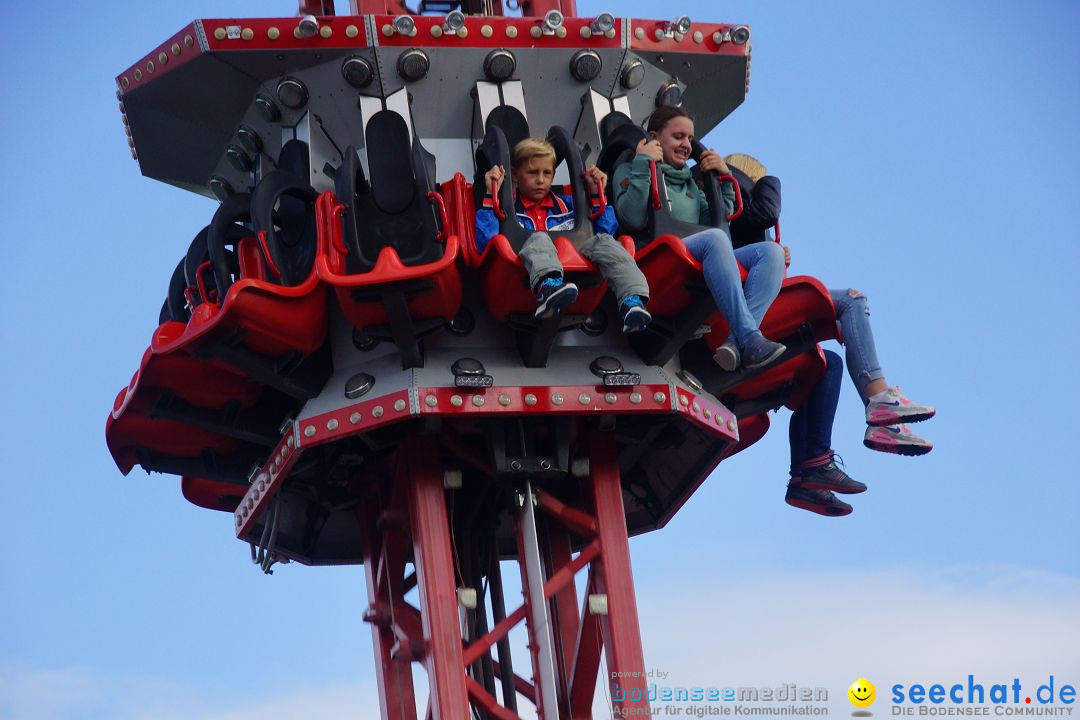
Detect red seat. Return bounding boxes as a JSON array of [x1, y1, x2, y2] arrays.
[[315, 189, 463, 366], [105, 324, 288, 481], [702, 275, 837, 413], [181, 476, 245, 513], [465, 186, 632, 322], [149, 260, 328, 400], [106, 383, 257, 478]]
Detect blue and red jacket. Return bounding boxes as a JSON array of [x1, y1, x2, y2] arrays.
[[475, 190, 618, 253]]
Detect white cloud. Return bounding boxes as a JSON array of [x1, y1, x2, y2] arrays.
[[0, 669, 381, 720], [4, 566, 1076, 720], [630, 566, 1080, 715]]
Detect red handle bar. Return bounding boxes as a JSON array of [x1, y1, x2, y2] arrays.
[[330, 203, 349, 256], [257, 229, 282, 278], [428, 191, 449, 243], [648, 161, 661, 209], [490, 177, 506, 221], [588, 172, 608, 221], [716, 174, 743, 220], [196, 260, 218, 305]]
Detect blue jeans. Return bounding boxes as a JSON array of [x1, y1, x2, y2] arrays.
[[829, 288, 885, 405], [790, 349, 843, 476], [681, 229, 785, 346]]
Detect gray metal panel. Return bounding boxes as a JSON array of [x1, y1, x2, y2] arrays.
[[619, 49, 747, 133], [294, 112, 345, 192], [123, 53, 262, 196], [299, 349, 412, 422]]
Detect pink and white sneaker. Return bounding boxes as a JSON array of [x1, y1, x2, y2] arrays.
[[865, 386, 936, 426], [863, 424, 933, 456]]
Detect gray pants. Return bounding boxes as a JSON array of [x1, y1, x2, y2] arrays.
[[519, 232, 650, 303]]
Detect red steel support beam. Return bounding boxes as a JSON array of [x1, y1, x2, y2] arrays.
[[589, 432, 651, 715], [298, 0, 336, 15], [361, 485, 419, 720], [351, 0, 410, 13], [405, 438, 470, 720], [519, 0, 578, 18]]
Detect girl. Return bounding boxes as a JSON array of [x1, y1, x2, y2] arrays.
[[612, 105, 786, 370]]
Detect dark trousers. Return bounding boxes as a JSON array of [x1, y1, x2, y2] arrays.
[[789, 349, 843, 476]]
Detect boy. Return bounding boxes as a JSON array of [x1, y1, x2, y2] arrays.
[[476, 137, 651, 332]]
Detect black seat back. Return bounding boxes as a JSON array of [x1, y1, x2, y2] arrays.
[[251, 141, 319, 286], [183, 226, 219, 307], [335, 111, 443, 273], [164, 258, 190, 323], [208, 191, 253, 294], [487, 105, 530, 154]]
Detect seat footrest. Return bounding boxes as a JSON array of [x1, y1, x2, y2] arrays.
[[195, 330, 330, 399], [149, 390, 291, 446]]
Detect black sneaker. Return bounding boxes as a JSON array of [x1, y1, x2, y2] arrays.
[[785, 483, 853, 517], [534, 277, 579, 319], [620, 295, 652, 333], [799, 454, 867, 494], [741, 333, 786, 369]]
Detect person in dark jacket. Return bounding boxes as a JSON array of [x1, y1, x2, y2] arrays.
[[725, 152, 782, 250]]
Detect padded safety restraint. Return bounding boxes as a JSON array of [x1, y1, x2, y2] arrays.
[[208, 191, 253, 294], [184, 227, 219, 307], [367, 111, 415, 215], [333, 111, 443, 273], [165, 258, 189, 323]]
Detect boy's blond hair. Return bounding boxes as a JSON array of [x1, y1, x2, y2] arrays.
[[512, 137, 557, 170]]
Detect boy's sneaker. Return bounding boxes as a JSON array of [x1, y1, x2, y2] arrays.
[[712, 339, 740, 371], [864, 424, 934, 456], [785, 481, 853, 517], [534, 277, 578, 319], [741, 333, 786, 369], [620, 295, 652, 333], [865, 386, 936, 426], [798, 453, 867, 494]]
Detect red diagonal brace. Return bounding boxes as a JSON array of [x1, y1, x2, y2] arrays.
[[466, 677, 523, 720], [537, 491, 598, 538], [462, 541, 600, 667]]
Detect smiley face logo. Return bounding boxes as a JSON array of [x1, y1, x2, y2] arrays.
[[848, 679, 876, 708]]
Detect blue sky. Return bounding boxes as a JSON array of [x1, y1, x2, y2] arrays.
[[2, 0, 1078, 718]]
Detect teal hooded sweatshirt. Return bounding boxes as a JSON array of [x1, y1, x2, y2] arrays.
[[612, 153, 736, 231]]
